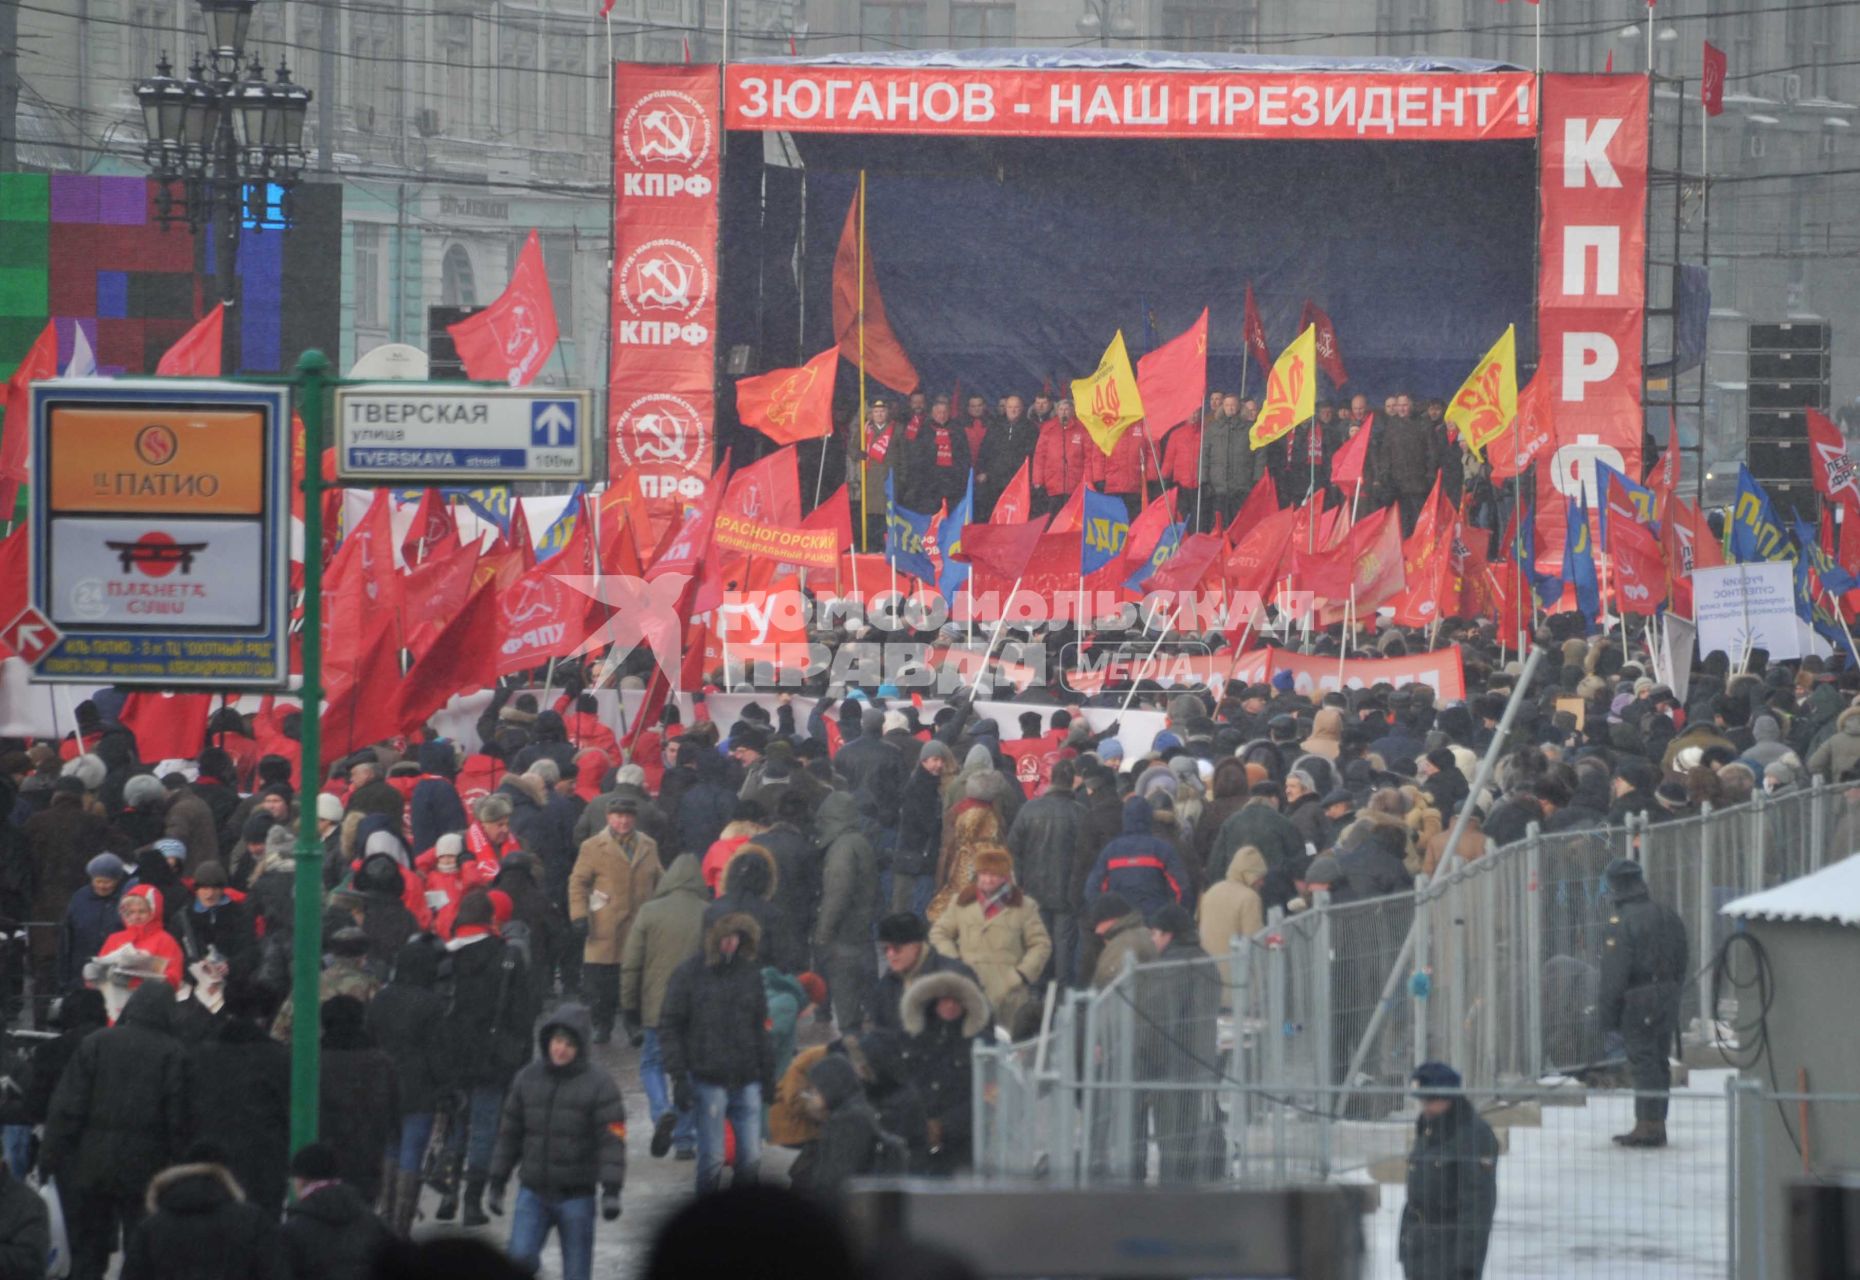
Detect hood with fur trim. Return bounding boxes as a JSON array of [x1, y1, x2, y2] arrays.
[[900, 970, 990, 1038], [145, 1161, 244, 1215], [721, 842, 779, 900], [702, 910, 762, 967]]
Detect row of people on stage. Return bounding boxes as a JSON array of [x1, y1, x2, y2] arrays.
[[806, 384, 1484, 539]]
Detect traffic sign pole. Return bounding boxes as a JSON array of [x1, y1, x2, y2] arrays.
[[289, 349, 328, 1155]]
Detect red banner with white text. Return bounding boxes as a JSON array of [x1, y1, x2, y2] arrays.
[[610, 65, 721, 524], [1534, 75, 1649, 575], [725, 67, 1537, 141]]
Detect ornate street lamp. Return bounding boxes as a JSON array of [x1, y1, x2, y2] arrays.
[[134, 0, 311, 372]]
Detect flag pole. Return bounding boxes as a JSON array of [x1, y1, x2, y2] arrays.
[[1824, 589, 1860, 668], [968, 574, 1025, 695], [857, 172, 869, 554], [1194, 409, 1207, 533], [1119, 599, 1182, 717]]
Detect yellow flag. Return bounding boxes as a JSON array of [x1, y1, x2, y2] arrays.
[[1451, 324, 1519, 461], [1072, 330, 1145, 456], [1249, 325, 1316, 450]]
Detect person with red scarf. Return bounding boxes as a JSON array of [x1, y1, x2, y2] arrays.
[[93, 883, 185, 991], [417, 833, 487, 924], [894, 394, 971, 513], [1032, 398, 1091, 513], [466, 794, 523, 881], [960, 393, 993, 464]]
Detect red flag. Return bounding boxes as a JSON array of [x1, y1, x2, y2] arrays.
[[0, 525, 24, 657], [1118, 489, 1180, 585], [721, 445, 803, 529], [116, 693, 213, 761], [1807, 409, 1860, 518], [1296, 506, 1399, 600], [0, 321, 56, 515], [1147, 531, 1224, 594], [735, 348, 838, 445], [400, 489, 457, 566], [1329, 415, 1374, 490], [1647, 407, 1680, 520], [801, 485, 855, 551], [321, 613, 405, 753], [1487, 369, 1554, 483], [1136, 308, 1209, 437], [1226, 473, 1280, 546], [1611, 516, 1668, 615], [1223, 505, 1299, 599], [1242, 283, 1271, 379], [595, 468, 654, 579], [1047, 483, 1086, 535], [1297, 299, 1348, 386], [446, 229, 558, 386], [508, 498, 537, 572], [953, 516, 1052, 583], [649, 452, 731, 583], [402, 537, 480, 659], [993, 458, 1032, 525], [1702, 42, 1727, 116], [155, 304, 224, 376], [832, 187, 919, 394], [398, 579, 501, 728], [496, 560, 599, 677], [1604, 50, 1614, 73]]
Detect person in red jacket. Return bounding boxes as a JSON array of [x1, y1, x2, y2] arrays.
[[1161, 414, 1204, 526], [416, 832, 485, 921], [1032, 399, 1091, 514], [1095, 419, 1156, 519], [552, 690, 620, 758], [960, 394, 992, 463], [92, 883, 186, 991]]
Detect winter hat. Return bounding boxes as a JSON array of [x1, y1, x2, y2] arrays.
[[1303, 854, 1343, 886], [62, 753, 106, 791], [1088, 894, 1134, 927], [453, 893, 495, 929], [1168, 755, 1201, 786], [1655, 780, 1690, 811], [153, 838, 187, 866], [973, 845, 1014, 879], [882, 710, 909, 735], [86, 852, 127, 880], [876, 912, 928, 946], [797, 971, 828, 1008], [193, 862, 230, 889], [123, 774, 166, 809], [1096, 739, 1125, 764], [435, 833, 465, 860], [1271, 669, 1296, 693], [315, 793, 344, 824], [242, 812, 277, 845], [289, 1142, 340, 1181], [123, 883, 163, 916], [1148, 903, 1196, 941], [50, 776, 85, 797], [1603, 858, 1644, 892], [1411, 1061, 1462, 1092]]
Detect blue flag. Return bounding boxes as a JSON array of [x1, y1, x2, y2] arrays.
[[1081, 487, 1131, 576], [1561, 496, 1600, 621], [936, 472, 974, 603], [1731, 466, 1795, 565], [1512, 493, 1561, 605], [1125, 521, 1185, 592], [884, 471, 938, 583], [1794, 519, 1858, 597], [535, 484, 585, 561]]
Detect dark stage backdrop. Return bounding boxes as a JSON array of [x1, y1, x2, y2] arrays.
[[721, 134, 1537, 419]]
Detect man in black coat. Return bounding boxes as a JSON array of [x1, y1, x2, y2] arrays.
[[279, 1142, 393, 1280], [1146, 906, 1223, 1182], [1005, 760, 1090, 987], [120, 1145, 286, 1280], [366, 936, 451, 1236], [868, 913, 981, 1035], [1599, 859, 1688, 1148], [487, 1003, 626, 1275], [834, 706, 904, 834], [0, 1154, 47, 1280], [170, 861, 257, 976], [45, 981, 191, 1280], [188, 982, 291, 1217], [659, 912, 777, 1193], [317, 996, 399, 1208], [1399, 1061, 1498, 1280]]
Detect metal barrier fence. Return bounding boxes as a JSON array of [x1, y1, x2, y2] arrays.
[[975, 779, 1860, 1274]]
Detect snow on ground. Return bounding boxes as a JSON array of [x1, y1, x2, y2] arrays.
[[1358, 1070, 1733, 1279]]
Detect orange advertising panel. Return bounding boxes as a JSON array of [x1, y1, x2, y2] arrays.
[[47, 406, 267, 515]]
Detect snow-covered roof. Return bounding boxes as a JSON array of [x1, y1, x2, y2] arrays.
[[1722, 856, 1860, 926]]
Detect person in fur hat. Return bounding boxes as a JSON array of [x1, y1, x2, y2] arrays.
[[927, 845, 1051, 1037], [120, 1142, 285, 1280], [898, 971, 990, 1175]]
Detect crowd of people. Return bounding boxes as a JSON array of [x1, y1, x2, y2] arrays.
[[820, 383, 1535, 539], [0, 605, 1856, 1278]]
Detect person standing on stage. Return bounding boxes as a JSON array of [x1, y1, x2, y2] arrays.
[[977, 394, 1039, 512], [1032, 398, 1091, 514], [895, 395, 971, 514]]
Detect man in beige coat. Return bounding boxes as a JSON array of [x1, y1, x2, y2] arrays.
[[569, 797, 661, 1045], [928, 845, 1051, 1037]]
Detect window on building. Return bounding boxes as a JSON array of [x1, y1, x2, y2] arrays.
[[1727, 9, 1757, 89], [1161, 2, 1256, 51], [502, 24, 539, 138], [546, 40, 587, 140], [439, 12, 476, 135], [951, 3, 1013, 49], [1786, 3, 1835, 97], [442, 244, 477, 308], [861, 1, 927, 49], [355, 225, 383, 329], [129, 2, 172, 81], [347, 9, 398, 134]]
